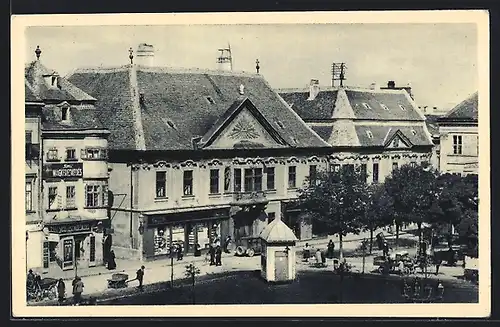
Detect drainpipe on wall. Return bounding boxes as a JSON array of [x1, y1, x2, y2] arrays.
[[130, 165, 134, 248]]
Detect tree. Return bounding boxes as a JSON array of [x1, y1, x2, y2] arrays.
[[298, 166, 369, 260], [456, 209, 478, 257], [363, 184, 394, 253], [185, 263, 201, 304], [384, 163, 438, 248]]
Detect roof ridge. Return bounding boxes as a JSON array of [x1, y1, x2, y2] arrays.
[[67, 66, 131, 77], [444, 91, 478, 118], [137, 65, 262, 77]]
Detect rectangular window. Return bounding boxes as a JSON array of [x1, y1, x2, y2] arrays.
[[373, 163, 379, 183], [25, 180, 33, 212], [210, 169, 220, 194], [102, 185, 108, 207], [410, 162, 417, 168], [453, 135, 463, 154], [66, 185, 76, 208], [66, 148, 76, 161], [85, 148, 107, 160], [48, 186, 58, 210], [25, 131, 32, 144], [288, 166, 296, 188], [342, 164, 354, 174], [360, 163, 367, 181], [392, 162, 399, 171], [266, 167, 275, 190], [156, 171, 167, 198], [86, 185, 100, 207], [234, 168, 242, 192], [330, 164, 341, 173], [309, 165, 317, 186], [224, 167, 231, 192], [268, 212, 276, 223], [243, 168, 263, 192], [47, 148, 59, 161], [183, 170, 193, 196]]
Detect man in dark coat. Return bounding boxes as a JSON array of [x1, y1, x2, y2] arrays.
[[327, 240, 335, 259], [176, 244, 183, 261], [209, 243, 216, 266], [57, 278, 66, 305], [72, 277, 84, 305], [107, 250, 117, 270], [215, 245, 222, 266], [136, 265, 145, 291]]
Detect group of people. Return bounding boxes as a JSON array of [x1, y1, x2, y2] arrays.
[[208, 237, 223, 266], [302, 240, 336, 264], [402, 277, 445, 302]]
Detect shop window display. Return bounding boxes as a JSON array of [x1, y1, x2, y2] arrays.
[[154, 228, 171, 256]]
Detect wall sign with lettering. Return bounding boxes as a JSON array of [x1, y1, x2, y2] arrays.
[[43, 162, 83, 179], [48, 222, 92, 234]]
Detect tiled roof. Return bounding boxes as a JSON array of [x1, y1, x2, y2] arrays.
[[443, 92, 478, 121], [68, 66, 329, 151], [25, 79, 43, 103], [424, 114, 441, 137], [345, 89, 423, 121], [25, 60, 96, 103], [311, 125, 334, 141], [260, 217, 298, 243], [41, 105, 106, 131], [355, 125, 432, 147], [278, 90, 339, 120]]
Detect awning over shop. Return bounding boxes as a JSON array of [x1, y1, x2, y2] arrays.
[[147, 207, 230, 227]]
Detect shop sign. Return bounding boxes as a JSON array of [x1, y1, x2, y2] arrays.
[[43, 162, 83, 179], [148, 208, 229, 226], [48, 222, 92, 234]]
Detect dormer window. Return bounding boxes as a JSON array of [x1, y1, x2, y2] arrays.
[[44, 74, 59, 88], [393, 138, 400, 147], [366, 130, 373, 139], [291, 137, 298, 145], [411, 129, 417, 136], [276, 121, 285, 129], [399, 104, 406, 111], [61, 107, 69, 121], [51, 76, 57, 86], [206, 96, 215, 105], [362, 103, 371, 109], [380, 103, 389, 111], [162, 118, 177, 130]]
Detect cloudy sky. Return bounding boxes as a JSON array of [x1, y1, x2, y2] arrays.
[[24, 23, 478, 110]]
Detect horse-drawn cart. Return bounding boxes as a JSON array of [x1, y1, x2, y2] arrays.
[[107, 273, 129, 289]]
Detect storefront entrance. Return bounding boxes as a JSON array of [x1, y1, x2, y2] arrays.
[[143, 208, 230, 259]]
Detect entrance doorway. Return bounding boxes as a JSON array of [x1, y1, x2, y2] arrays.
[[274, 250, 289, 281]]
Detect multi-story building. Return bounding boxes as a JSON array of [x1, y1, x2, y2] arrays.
[[25, 47, 111, 273], [278, 79, 435, 186], [67, 44, 331, 260], [25, 80, 44, 269], [438, 91, 478, 176], [424, 114, 441, 171]]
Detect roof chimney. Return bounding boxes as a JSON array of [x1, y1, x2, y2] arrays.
[[370, 82, 380, 90], [387, 80, 396, 89], [307, 79, 320, 100], [217, 45, 233, 71], [136, 43, 155, 67]]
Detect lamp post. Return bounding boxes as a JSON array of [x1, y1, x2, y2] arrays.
[[25, 231, 29, 273]]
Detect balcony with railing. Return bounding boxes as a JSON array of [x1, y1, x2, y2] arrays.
[[230, 190, 269, 207]]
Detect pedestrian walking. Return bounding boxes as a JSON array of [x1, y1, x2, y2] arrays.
[[176, 243, 184, 261], [215, 244, 222, 266], [136, 265, 145, 291], [382, 241, 389, 257], [107, 250, 117, 270], [435, 258, 442, 275], [224, 235, 232, 253], [436, 279, 445, 299], [209, 243, 216, 266], [315, 248, 322, 266], [327, 240, 335, 259], [72, 277, 84, 305], [57, 278, 66, 305], [303, 243, 311, 262]]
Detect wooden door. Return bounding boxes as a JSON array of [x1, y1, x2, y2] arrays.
[[274, 250, 289, 281], [61, 236, 74, 270]]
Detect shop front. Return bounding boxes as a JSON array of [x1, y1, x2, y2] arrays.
[[43, 219, 104, 271], [282, 201, 312, 241], [141, 207, 230, 259]]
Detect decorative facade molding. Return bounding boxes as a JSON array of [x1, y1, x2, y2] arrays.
[[287, 156, 300, 164], [264, 157, 279, 165], [153, 160, 172, 169], [130, 163, 151, 171]]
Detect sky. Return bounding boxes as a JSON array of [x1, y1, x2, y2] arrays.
[[24, 23, 478, 110]]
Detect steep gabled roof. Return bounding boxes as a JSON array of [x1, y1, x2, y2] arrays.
[[25, 79, 43, 103], [355, 125, 431, 147], [442, 91, 478, 121], [68, 65, 330, 151], [278, 89, 339, 120], [41, 105, 106, 131], [25, 60, 96, 103]]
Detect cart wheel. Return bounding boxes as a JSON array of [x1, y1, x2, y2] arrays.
[[247, 248, 255, 257], [235, 246, 246, 256], [47, 289, 57, 300], [377, 266, 384, 274]]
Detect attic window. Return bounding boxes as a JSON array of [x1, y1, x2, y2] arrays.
[[380, 103, 389, 111], [362, 103, 371, 109], [399, 104, 406, 111], [206, 96, 216, 105], [61, 106, 70, 121], [162, 118, 177, 130], [51, 76, 57, 86], [411, 129, 417, 136], [366, 130, 373, 139], [291, 137, 298, 145], [276, 121, 285, 129]]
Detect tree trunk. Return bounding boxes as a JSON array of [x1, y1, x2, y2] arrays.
[[339, 232, 344, 261], [369, 228, 374, 254], [395, 223, 400, 250], [417, 222, 422, 248]]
